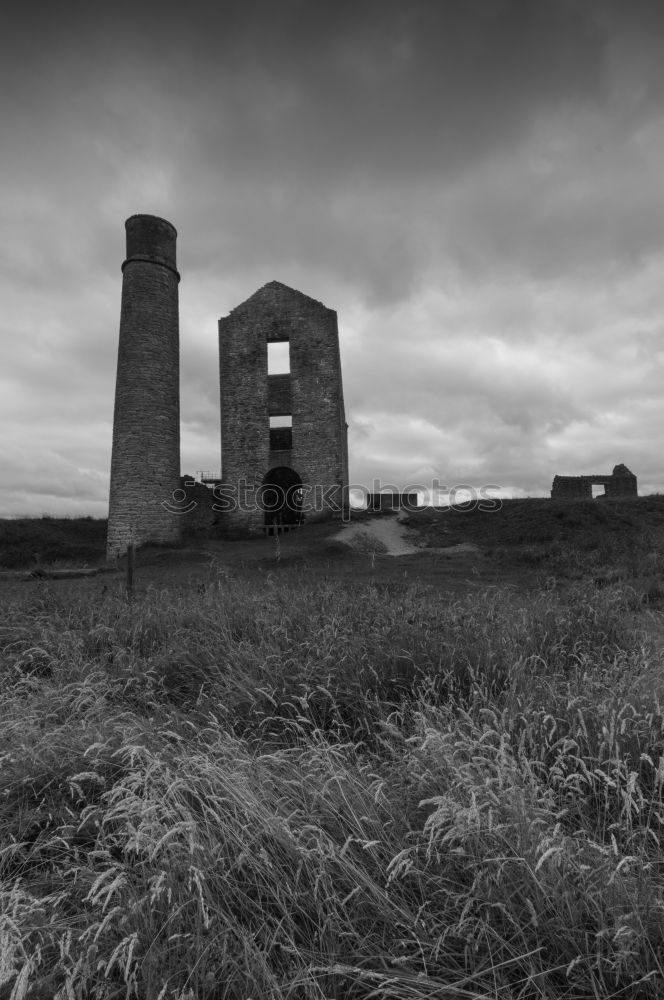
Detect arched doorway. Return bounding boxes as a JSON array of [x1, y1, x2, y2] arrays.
[[261, 467, 303, 534]]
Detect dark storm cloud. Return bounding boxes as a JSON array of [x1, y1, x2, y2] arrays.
[[175, 0, 607, 179], [24, 0, 606, 157], [165, 0, 610, 298], [2, 0, 612, 297]]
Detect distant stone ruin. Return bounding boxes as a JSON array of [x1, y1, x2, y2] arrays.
[[551, 463, 637, 500]]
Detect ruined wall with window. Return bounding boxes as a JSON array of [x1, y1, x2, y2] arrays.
[[551, 463, 638, 500], [218, 281, 349, 536]]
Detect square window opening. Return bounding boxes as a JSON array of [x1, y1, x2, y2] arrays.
[[268, 341, 290, 375]]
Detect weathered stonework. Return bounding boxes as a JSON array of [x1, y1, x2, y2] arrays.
[[218, 281, 349, 536], [551, 463, 638, 500], [180, 476, 219, 537], [107, 215, 182, 558]]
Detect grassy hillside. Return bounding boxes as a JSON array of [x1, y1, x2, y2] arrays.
[[2, 533, 664, 997], [2, 496, 664, 571], [0, 516, 107, 569], [404, 494, 664, 550]]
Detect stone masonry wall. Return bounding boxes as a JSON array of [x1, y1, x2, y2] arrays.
[[218, 281, 348, 536], [551, 464, 638, 500], [180, 477, 219, 538], [267, 374, 292, 412], [107, 215, 182, 558]]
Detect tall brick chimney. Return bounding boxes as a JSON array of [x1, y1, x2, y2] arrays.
[[107, 215, 182, 559]]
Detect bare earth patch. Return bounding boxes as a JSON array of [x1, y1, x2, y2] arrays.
[[333, 513, 482, 558]]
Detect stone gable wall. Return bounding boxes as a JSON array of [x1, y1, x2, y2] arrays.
[[218, 281, 348, 535]]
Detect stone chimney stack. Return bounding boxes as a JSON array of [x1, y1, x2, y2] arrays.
[[107, 214, 182, 559]]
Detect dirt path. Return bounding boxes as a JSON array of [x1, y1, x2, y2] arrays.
[[333, 517, 419, 555], [333, 513, 482, 558]]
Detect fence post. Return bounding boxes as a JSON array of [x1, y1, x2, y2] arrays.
[[274, 515, 281, 562], [126, 543, 135, 597]]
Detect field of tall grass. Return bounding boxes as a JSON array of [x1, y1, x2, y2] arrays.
[[2, 553, 664, 999]]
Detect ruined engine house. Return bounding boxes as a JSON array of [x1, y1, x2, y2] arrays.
[[218, 281, 349, 536]]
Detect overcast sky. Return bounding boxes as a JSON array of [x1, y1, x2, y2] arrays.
[[2, 0, 663, 516]]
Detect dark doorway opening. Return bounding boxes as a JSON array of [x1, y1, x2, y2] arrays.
[[261, 466, 303, 534]]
